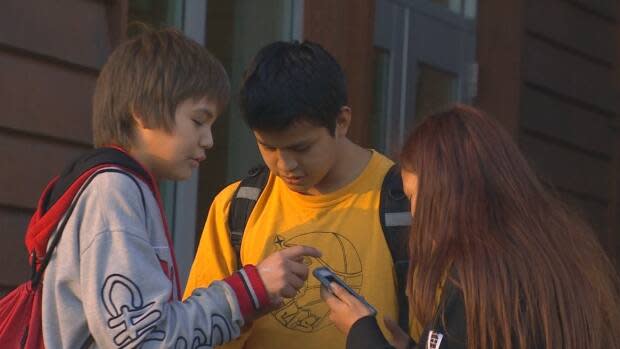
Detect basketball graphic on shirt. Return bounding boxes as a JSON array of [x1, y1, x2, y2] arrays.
[[271, 232, 363, 332]]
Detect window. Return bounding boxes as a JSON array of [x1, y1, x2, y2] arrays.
[[430, 0, 477, 18], [128, 0, 183, 31], [414, 63, 457, 122]]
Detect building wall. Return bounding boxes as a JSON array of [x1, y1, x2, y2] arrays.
[[303, 0, 376, 147], [478, 0, 620, 264], [1, 0, 618, 295], [307, 0, 620, 264], [0, 0, 127, 294], [517, 0, 619, 261]]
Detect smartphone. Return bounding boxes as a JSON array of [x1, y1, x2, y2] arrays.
[[313, 267, 377, 316]]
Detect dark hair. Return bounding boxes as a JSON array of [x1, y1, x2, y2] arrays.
[[240, 41, 347, 135], [401, 105, 620, 348], [93, 27, 230, 148]]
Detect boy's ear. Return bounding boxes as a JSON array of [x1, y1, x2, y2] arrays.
[[130, 107, 147, 129], [335, 106, 352, 138]]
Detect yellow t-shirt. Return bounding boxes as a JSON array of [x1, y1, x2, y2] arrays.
[[185, 151, 406, 349]]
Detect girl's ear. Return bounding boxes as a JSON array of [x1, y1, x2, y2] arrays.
[[335, 106, 352, 138]]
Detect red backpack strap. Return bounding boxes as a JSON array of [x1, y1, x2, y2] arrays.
[[24, 146, 182, 300], [25, 165, 111, 259]]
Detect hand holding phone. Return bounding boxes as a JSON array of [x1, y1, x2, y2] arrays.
[[313, 267, 377, 316]]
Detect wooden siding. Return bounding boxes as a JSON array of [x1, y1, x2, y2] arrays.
[[0, 208, 34, 288], [476, 0, 524, 136], [0, 50, 95, 145], [303, 0, 376, 147], [0, 0, 127, 292], [610, 3, 620, 264], [519, 0, 618, 259], [610, 116, 620, 263], [0, 0, 115, 70], [476, 0, 620, 263]]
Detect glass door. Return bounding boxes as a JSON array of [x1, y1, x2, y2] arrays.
[[127, 0, 206, 287], [372, 0, 476, 155]]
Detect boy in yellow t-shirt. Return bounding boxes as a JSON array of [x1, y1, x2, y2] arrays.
[[185, 41, 412, 349]]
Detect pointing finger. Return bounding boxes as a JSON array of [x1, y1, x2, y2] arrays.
[[279, 245, 322, 259]]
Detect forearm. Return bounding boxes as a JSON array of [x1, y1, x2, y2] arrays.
[[144, 281, 244, 348], [82, 232, 269, 348], [347, 316, 398, 349]]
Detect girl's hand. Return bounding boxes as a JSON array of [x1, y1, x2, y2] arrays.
[[320, 282, 374, 335], [384, 316, 412, 349]]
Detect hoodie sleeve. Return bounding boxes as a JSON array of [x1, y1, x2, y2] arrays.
[[76, 173, 269, 348]]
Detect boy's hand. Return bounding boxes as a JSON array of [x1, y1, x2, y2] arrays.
[[257, 245, 321, 307]]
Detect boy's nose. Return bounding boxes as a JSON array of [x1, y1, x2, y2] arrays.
[[200, 128, 214, 149], [277, 151, 297, 172]]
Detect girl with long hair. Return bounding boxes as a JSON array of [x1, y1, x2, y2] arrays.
[[322, 105, 620, 348]]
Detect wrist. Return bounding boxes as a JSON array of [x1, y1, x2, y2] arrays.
[[223, 264, 271, 322]]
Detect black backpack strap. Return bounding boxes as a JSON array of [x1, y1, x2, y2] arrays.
[[32, 168, 146, 287], [380, 164, 412, 332], [228, 165, 270, 266], [45, 147, 149, 211]]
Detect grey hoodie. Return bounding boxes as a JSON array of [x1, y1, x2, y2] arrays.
[[42, 170, 265, 348]]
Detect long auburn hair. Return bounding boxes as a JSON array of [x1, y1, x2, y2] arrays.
[[400, 105, 620, 348]]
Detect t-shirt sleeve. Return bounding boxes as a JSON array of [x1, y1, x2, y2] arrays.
[[184, 182, 240, 300]]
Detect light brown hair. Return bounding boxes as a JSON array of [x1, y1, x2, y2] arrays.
[[92, 27, 230, 148], [401, 104, 620, 348]]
